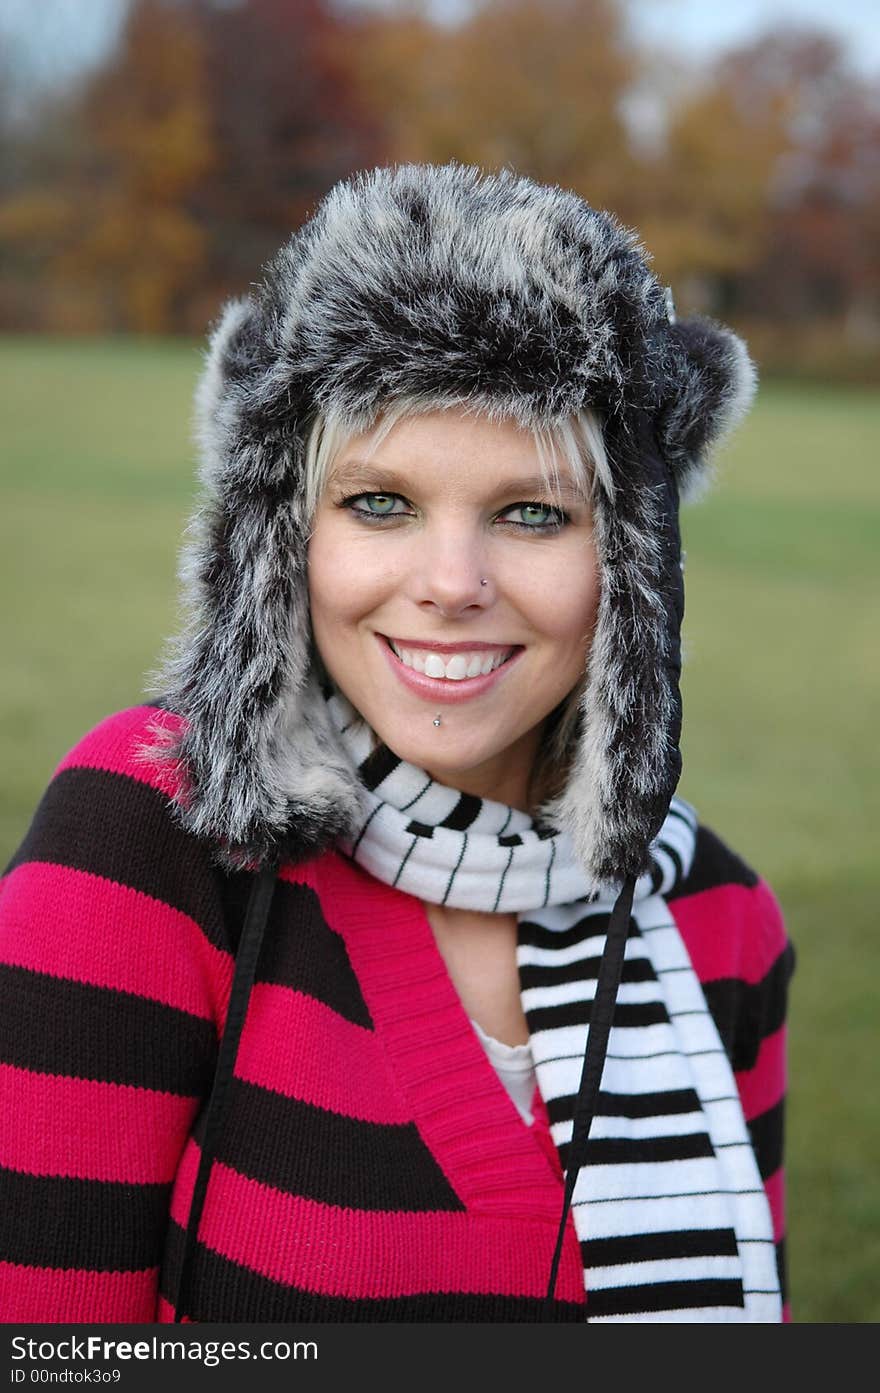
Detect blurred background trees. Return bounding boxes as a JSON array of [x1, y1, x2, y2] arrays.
[[0, 0, 877, 378]]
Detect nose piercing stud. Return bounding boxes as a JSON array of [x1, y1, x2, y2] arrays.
[[433, 714, 442, 727]]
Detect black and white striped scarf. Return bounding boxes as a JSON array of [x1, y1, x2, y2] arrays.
[[326, 689, 781, 1322]]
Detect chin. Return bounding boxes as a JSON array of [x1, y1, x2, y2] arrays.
[[396, 732, 492, 772], [375, 717, 485, 766]]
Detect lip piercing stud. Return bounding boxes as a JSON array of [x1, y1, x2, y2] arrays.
[[480, 578, 488, 587], [433, 714, 442, 727]]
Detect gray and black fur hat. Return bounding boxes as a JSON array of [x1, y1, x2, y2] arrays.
[[149, 161, 756, 887]]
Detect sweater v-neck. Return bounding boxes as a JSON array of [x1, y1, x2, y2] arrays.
[[318, 849, 583, 1235]]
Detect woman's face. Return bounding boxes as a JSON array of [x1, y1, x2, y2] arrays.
[[307, 408, 601, 809]]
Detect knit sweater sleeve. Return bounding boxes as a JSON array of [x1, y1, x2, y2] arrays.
[[0, 706, 233, 1323], [668, 824, 795, 1322]]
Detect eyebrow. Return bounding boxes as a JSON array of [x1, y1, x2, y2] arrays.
[[327, 459, 586, 502]]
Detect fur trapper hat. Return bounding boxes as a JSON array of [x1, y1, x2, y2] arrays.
[[148, 162, 756, 886]]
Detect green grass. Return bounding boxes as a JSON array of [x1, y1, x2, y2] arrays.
[[680, 383, 880, 1322], [1, 337, 878, 1321], [1, 336, 202, 831]]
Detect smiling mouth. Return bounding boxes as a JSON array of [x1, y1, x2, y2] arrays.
[[384, 637, 519, 681]]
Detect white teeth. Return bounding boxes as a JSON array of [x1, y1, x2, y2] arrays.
[[445, 655, 468, 681], [424, 653, 447, 679], [390, 641, 512, 680]]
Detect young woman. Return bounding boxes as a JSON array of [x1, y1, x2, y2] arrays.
[[0, 163, 793, 1323]]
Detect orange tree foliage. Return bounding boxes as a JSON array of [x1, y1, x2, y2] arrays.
[[644, 27, 880, 325], [635, 83, 789, 291], [0, 0, 876, 353], [348, 0, 638, 212], [0, 0, 380, 333], [56, 0, 214, 333]]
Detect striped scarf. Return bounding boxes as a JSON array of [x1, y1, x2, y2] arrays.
[[326, 689, 782, 1322]]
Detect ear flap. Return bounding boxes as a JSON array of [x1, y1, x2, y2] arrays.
[[540, 414, 684, 885], [656, 316, 758, 504], [141, 296, 364, 869]]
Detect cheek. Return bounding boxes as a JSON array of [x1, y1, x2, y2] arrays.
[[307, 524, 383, 627], [519, 546, 601, 652]]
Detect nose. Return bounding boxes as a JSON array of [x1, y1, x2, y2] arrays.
[[412, 522, 492, 618]]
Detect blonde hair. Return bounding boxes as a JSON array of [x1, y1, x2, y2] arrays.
[[303, 397, 613, 522], [303, 398, 610, 814]]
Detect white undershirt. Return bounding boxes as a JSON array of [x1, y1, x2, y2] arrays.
[[469, 1017, 537, 1125]]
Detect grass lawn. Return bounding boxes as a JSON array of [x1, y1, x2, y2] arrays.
[[1, 336, 878, 1321]]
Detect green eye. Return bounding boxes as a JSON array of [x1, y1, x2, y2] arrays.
[[503, 502, 566, 529], [518, 504, 553, 525], [353, 487, 401, 515]]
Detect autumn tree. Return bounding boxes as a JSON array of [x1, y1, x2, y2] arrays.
[[191, 0, 382, 296], [634, 51, 790, 305], [2, 0, 875, 369], [348, 0, 638, 211], [738, 38, 880, 327], [53, 0, 215, 333], [0, 0, 382, 332], [0, 84, 85, 327], [645, 26, 880, 332]]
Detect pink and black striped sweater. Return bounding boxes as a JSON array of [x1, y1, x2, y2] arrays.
[[0, 705, 793, 1322]]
